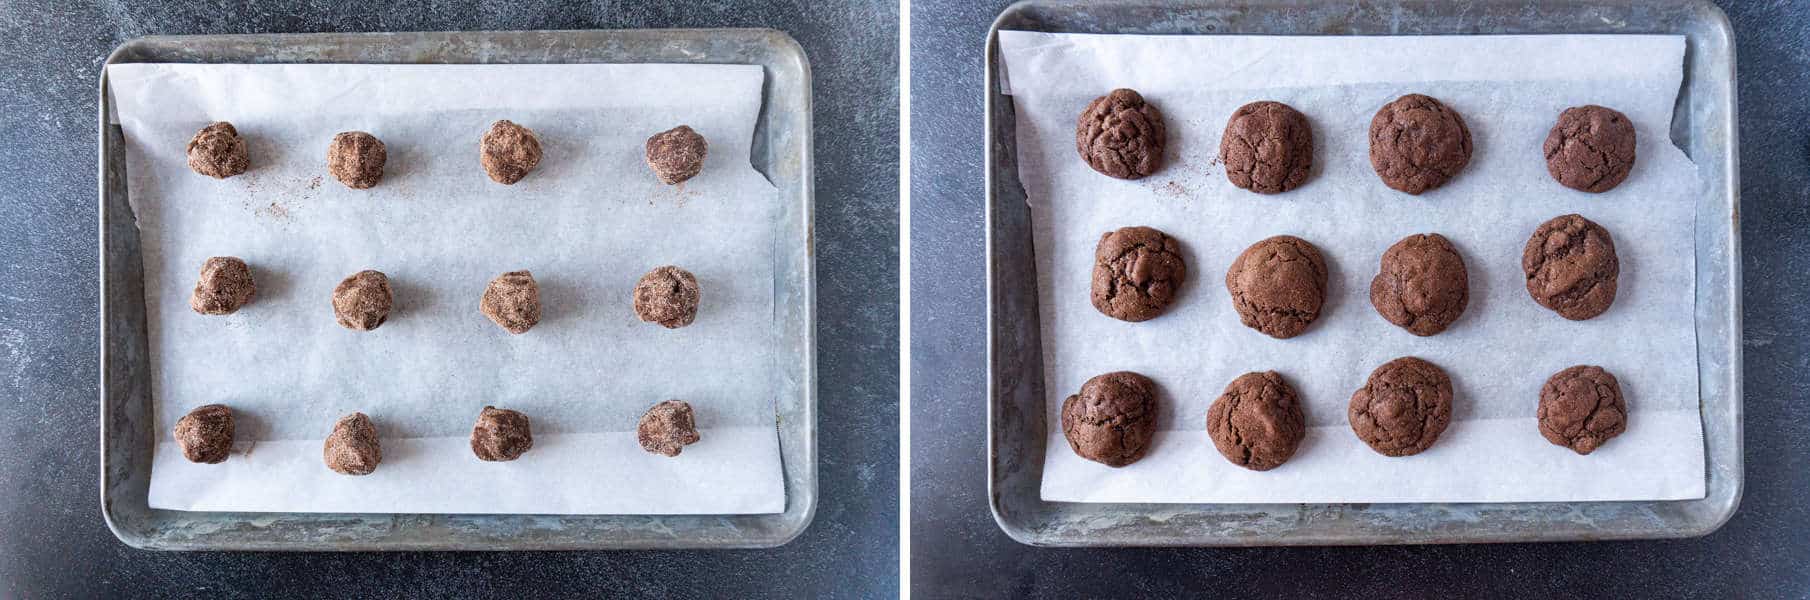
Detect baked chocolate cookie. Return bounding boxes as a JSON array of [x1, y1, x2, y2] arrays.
[[1544, 105, 1636, 193], [190, 256, 256, 316], [172, 404, 234, 464], [1349, 357, 1453, 457], [323, 412, 381, 475], [186, 121, 249, 179], [1060, 371, 1157, 467], [326, 131, 387, 189], [1206, 371, 1305, 471], [1090, 226, 1186, 322], [1369, 233, 1469, 336], [1224, 235, 1328, 339], [1219, 101, 1313, 194], [1075, 88, 1166, 180], [332, 270, 393, 331], [1538, 365, 1627, 455], [1368, 94, 1472, 195], [1522, 214, 1618, 320]]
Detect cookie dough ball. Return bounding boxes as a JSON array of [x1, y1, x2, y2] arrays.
[[1090, 226, 1186, 322], [1370, 233, 1469, 336], [1225, 235, 1328, 339], [1522, 214, 1619, 320], [633, 266, 700, 329], [189, 256, 256, 315], [470, 406, 534, 462], [1538, 365, 1627, 455], [479, 119, 542, 185], [1220, 101, 1314, 194], [637, 400, 701, 457], [1076, 88, 1166, 180], [1349, 357, 1453, 457], [323, 412, 381, 475], [1368, 94, 1472, 194], [186, 121, 249, 179], [172, 404, 234, 464], [326, 131, 387, 189], [1207, 371, 1305, 471], [1544, 105, 1636, 193], [480, 270, 541, 334], [645, 125, 708, 185], [1060, 371, 1157, 467], [332, 270, 393, 331]]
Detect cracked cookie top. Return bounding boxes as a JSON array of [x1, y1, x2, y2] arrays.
[[1544, 105, 1636, 193], [1349, 357, 1453, 457], [1075, 88, 1166, 180], [1219, 100, 1314, 194], [1522, 214, 1619, 320], [1369, 233, 1469, 336], [1061, 371, 1158, 467], [1368, 94, 1472, 195], [1207, 371, 1305, 471], [1224, 235, 1327, 339], [1090, 226, 1186, 322], [1538, 365, 1627, 455]]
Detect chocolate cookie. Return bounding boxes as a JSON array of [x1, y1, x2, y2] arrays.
[[186, 121, 249, 179], [1349, 357, 1453, 457], [190, 256, 256, 315], [637, 400, 701, 457], [1368, 94, 1472, 195], [1219, 101, 1313, 194], [172, 404, 234, 464], [1544, 105, 1636, 193], [1090, 226, 1186, 322], [1075, 88, 1166, 180], [1225, 235, 1328, 339], [326, 131, 386, 189], [1369, 233, 1469, 336], [479, 119, 542, 185], [1522, 214, 1618, 320], [323, 412, 381, 475], [1060, 371, 1157, 467], [480, 270, 541, 334], [332, 270, 393, 331], [1538, 365, 1627, 455], [633, 266, 700, 329], [1206, 371, 1305, 471], [646, 125, 708, 185], [470, 406, 534, 462]]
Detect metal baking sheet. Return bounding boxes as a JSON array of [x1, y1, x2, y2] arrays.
[[100, 29, 816, 551], [986, 0, 1740, 546]]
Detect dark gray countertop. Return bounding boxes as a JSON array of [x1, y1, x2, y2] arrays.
[[0, 1, 897, 597], [910, 0, 1809, 596]]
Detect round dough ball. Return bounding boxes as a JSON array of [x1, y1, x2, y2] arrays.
[[323, 412, 381, 475], [326, 131, 387, 189], [1225, 235, 1328, 339], [1207, 371, 1305, 471], [470, 406, 534, 462], [1369, 233, 1469, 336], [1544, 105, 1636, 193], [1522, 214, 1619, 320], [189, 256, 256, 315], [186, 121, 249, 179], [1348, 357, 1453, 457], [645, 125, 708, 185], [173, 404, 234, 464], [480, 270, 541, 334], [1075, 88, 1166, 180], [1090, 226, 1186, 322], [479, 119, 542, 185], [637, 400, 701, 457], [1220, 100, 1313, 194], [1368, 94, 1471, 194], [332, 270, 393, 331], [633, 265, 700, 329], [1060, 371, 1157, 467], [1539, 365, 1627, 454]]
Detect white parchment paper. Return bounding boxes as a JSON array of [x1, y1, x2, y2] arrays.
[[109, 63, 785, 514], [999, 33, 1707, 504]]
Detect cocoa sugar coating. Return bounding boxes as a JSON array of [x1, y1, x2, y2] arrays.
[[173, 404, 234, 464], [1538, 365, 1627, 455], [190, 256, 256, 315], [637, 400, 701, 457], [1075, 88, 1166, 180], [1060, 371, 1157, 467], [470, 406, 534, 462], [633, 266, 700, 329], [323, 412, 381, 475], [186, 121, 249, 179], [1090, 226, 1186, 322], [326, 131, 387, 189], [332, 270, 393, 331], [480, 270, 541, 334], [479, 120, 542, 185], [645, 125, 708, 185], [1207, 371, 1305, 471]]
